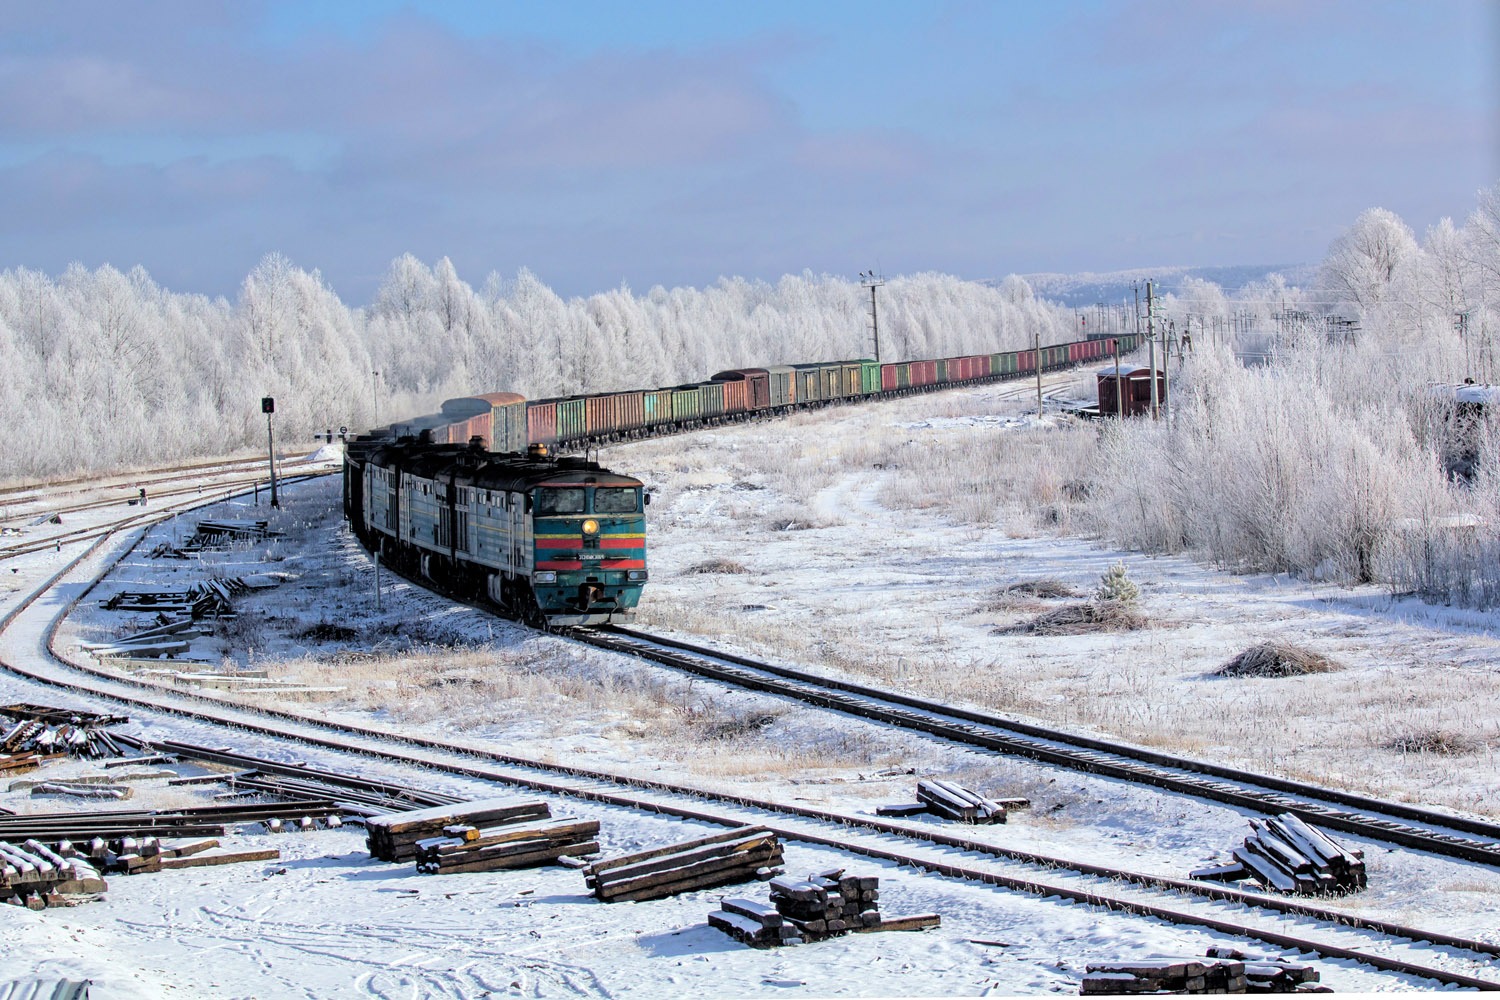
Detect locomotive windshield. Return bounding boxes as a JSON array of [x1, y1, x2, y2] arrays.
[[594, 487, 640, 513], [535, 487, 585, 514]]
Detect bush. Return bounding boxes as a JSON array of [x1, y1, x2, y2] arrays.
[[996, 601, 1148, 636], [1094, 562, 1139, 604], [1214, 642, 1342, 678]]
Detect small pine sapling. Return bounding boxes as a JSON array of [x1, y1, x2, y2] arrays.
[[1095, 561, 1140, 605]]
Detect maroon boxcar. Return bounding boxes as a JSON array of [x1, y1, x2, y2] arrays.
[[711, 368, 770, 411]]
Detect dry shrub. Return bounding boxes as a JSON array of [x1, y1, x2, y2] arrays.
[[1001, 579, 1079, 600], [985, 579, 1081, 612], [996, 600, 1148, 636], [1215, 642, 1342, 678], [1384, 729, 1483, 755], [686, 558, 749, 575], [295, 622, 360, 642]]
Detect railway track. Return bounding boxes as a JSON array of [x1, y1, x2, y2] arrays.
[[0, 464, 336, 562], [574, 625, 1500, 870], [1, 485, 1498, 988]]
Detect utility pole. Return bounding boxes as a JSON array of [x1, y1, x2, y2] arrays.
[[1034, 328, 1043, 416], [1145, 281, 1158, 419], [262, 396, 280, 509], [859, 271, 885, 362], [1113, 339, 1123, 419], [371, 370, 381, 425]]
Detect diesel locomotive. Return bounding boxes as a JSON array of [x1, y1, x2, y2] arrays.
[[344, 431, 647, 627]]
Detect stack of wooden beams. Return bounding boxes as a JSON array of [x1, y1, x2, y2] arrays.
[[1081, 949, 1323, 995], [584, 826, 783, 903], [84, 835, 278, 876], [708, 897, 800, 948], [414, 816, 599, 874], [1190, 814, 1366, 896], [765, 869, 882, 941], [709, 868, 940, 948], [877, 779, 1025, 822], [0, 839, 107, 909], [364, 799, 551, 863]]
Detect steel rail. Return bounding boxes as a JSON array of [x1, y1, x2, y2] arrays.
[[576, 626, 1500, 869]]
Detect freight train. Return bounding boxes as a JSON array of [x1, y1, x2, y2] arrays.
[[342, 332, 1137, 627]]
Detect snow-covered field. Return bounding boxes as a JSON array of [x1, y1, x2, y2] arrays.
[[6, 383, 1500, 997]]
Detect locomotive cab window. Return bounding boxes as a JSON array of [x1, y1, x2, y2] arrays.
[[593, 487, 641, 514], [535, 487, 585, 515]]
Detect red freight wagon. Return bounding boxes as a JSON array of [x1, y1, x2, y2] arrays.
[[711, 369, 770, 410], [910, 360, 937, 387], [718, 378, 748, 414], [527, 399, 558, 447]]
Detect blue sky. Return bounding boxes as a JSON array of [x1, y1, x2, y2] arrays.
[[0, 0, 1494, 302]]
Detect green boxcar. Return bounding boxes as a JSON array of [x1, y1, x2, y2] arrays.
[[699, 380, 725, 418], [557, 397, 587, 441], [765, 366, 796, 407], [858, 360, 880, 394], [670, 385, 701, 421], [793, 365, 823, 403], [836, 361, 861, 397], [643, 389, 672, 429], [934, 358, 948, 383]]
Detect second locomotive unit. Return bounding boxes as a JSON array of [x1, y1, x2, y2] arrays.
[[344, 395, 647, 627]]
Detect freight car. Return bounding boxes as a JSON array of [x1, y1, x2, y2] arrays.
[[344, 436, 647, 627]]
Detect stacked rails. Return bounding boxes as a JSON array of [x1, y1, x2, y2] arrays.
[[0, 801, 346, 846], [584, 826, 784, 903], [365, 799, 552, 863], [1, 840, 106, 908], [1, 704, 132, 767], [414, 816, 599, 874]]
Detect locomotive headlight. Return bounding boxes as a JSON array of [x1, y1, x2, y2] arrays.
[[581, 519, 600, 536], [534, 571, 557, 584], [627, 570, 648, 582]]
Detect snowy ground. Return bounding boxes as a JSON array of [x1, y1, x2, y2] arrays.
[[5, 384, 1500, 997]]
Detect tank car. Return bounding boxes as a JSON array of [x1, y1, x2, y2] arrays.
[[346, 436, 647, 627]]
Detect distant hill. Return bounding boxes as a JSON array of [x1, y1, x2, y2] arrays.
[[1007, 264, 1321, 307]]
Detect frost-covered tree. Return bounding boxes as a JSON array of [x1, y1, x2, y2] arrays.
[[1321, 207, 1419, 315]]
